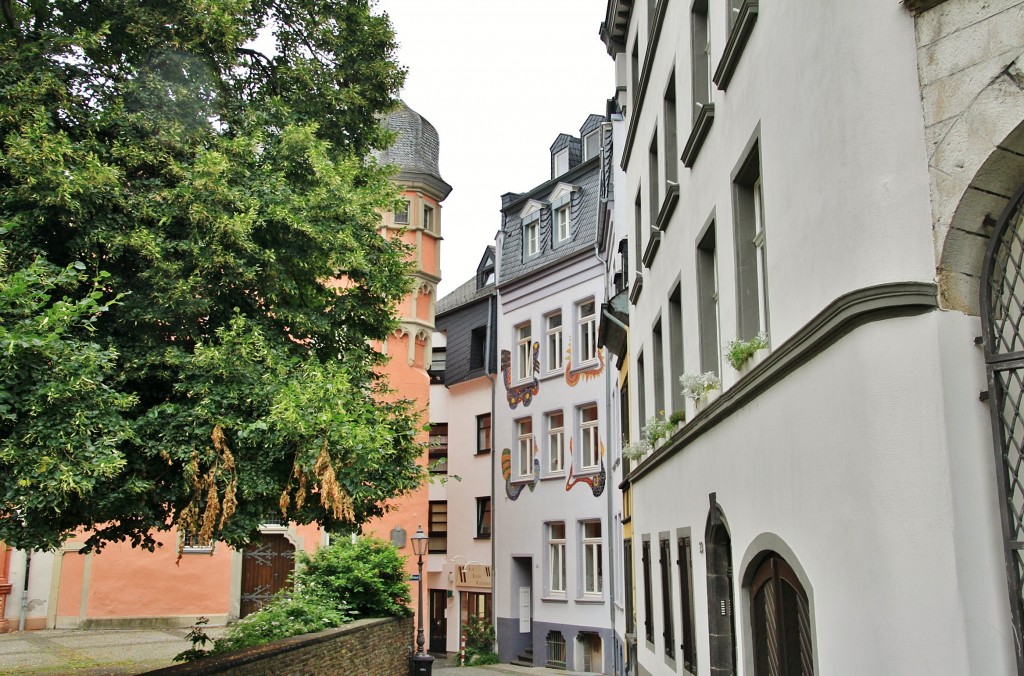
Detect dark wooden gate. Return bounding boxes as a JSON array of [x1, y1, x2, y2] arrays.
[[240, 534, 295, 618], [429, 589, 447, 653]]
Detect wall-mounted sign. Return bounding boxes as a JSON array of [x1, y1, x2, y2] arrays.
[[456, 564, 492, 588]]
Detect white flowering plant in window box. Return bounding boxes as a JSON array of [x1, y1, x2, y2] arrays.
[[679, 372, 722, 402], [724, 332, 769, 371], [622, 412, 681, 461]]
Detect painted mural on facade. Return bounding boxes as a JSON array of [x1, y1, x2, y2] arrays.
[[500, 343, 541, 408], [565, 439, 606, 497], [501, 447, 539, 501], [564, 340, 605, 387]]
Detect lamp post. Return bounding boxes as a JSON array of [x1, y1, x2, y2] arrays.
[[410, 525, 433, 675]]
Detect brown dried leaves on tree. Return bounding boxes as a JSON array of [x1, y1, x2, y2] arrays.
[[279, 434, 354, 525], [175, 425, 238, 562]]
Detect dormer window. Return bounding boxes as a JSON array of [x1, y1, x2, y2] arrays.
[[554, 148, 569, 176], [525, 220, 539, 257], [584, 130, 600, 161], [555, 205, 570, 243], [520, 200, 545, 260], [547, 183, 578, 248]]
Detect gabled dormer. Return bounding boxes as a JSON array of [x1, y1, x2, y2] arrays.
[[548, 182, 580, 248], [519, 199, 547, 260], [579, 114, 605, 161], [476, 246, 496, 289], [550, 134, 582, 179]]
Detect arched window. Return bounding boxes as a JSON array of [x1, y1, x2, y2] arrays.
[[705, 496, 736, 676], [749, 553, 813, 676]]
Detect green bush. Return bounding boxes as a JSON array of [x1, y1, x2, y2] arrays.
[[461, 614, 496, 665], [298, 535, 412, 618], [213, 587, 352, 653], [175, 536, 410, 662]]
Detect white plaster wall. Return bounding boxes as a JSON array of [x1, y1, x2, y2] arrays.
[[4, 549, 53, 626], [628, 0, 935, 376], [432, 376, 494, 653], [494, 255, 611, 634], [629, 314, 1011, 675]]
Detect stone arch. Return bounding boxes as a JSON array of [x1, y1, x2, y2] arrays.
[[931, 50, 1024, 314]]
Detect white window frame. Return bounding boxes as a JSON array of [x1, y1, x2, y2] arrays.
[[516, 322, 532, 383], [577, 299, 598, 365], [546, 312, 563, 373], [584, 130, 600, 161], [555, 204, 571, 244], [517, 417, 534, 478], [582, 520, 603, 596], [549, 522, 567, 594], [554, 148, 569, 176], [546, 410, 565, 474], [579, 404, 599, 470], [524, 220, 539, 257], [753, 178, 768, 336]]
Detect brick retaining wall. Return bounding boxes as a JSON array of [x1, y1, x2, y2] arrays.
[[149, 616, 413, 676]]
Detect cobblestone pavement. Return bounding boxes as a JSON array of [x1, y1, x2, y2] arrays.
[[0, 629, 589, 675]]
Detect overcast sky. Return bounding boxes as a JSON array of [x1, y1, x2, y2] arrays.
[[375, 0, 614, 296]]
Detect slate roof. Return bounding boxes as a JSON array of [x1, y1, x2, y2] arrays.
[[437, 247, 496, 316], [372, 101, 450, 196], [498, 114, 608, 287]]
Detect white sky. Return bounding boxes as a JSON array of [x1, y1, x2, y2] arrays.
[[375, 0, 614, 296]]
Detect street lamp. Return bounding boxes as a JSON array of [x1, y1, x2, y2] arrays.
[[410, 525, 433, 675]]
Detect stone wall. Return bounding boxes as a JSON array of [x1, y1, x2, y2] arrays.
[[149, 616, 413, 676], [912, 0, 1024, 313]]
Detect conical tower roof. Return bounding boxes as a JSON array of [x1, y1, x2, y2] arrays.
[[375, 101, 452, 199]]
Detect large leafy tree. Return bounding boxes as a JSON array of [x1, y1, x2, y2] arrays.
[[0, 0, 425, 552]]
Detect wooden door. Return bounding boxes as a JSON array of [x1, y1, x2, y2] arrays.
[[240, 534, 295, 618], [429, 589, 447, 653]]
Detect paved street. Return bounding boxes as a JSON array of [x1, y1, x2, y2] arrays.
[[0, 628, 588, 675]]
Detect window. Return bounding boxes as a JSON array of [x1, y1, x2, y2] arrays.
[[428, 501, 447, 553], [624, 538, 635, 636], [630, 39, 640, 108], [546, 411, 565, 474], [706, 501, 736, 676], [642, 538, 654, 644], [749, 553, 814, 676], [649, 132, 660, 224], [428, 423, 448, 474], [470, 326, 486, 370], [554, 148, 569, 176], [547, 631, 567, 669], [181, 531, 213, 553], [734, 142, 769, 341], [460, 591, 492, 626], [668, 286, 685, 413], [524, 220, 540, 257], [659, 537, 675, 660], [652, 319, 666, 418], [546, 313, 563, 373], [394, 200, 409, 224], [548, 522, 566, 594], [423, 204, 435, 232], [579, 404, 599, 470], [678, 536, 698, 673], [691, 0, 711, 123], [577, 299, 597, 364], [555, 204, 571, 244], [516, 322, 533, 382], [476, 414, 491, 454], [697, 223, 720, 376], [517, 417, 534, 478], [429, 347, 445, 384], [637, 352, 647, 425], [582, 521, 603, 595], [475, 497, 492, 538], [634, 190, 644, 280], [664, 73, 679, 185], [584, 130, 600, 161]]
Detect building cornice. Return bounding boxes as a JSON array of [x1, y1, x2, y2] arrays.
[[624, 281, 939, 484]]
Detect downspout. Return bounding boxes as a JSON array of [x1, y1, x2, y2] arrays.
[[485, 274, 498, 653], [18, 549, 31, 632], [593, 119, 621, 674]]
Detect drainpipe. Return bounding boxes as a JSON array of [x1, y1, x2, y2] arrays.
[[18, 549, 31, 632], [485, 288, 498, 653]]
